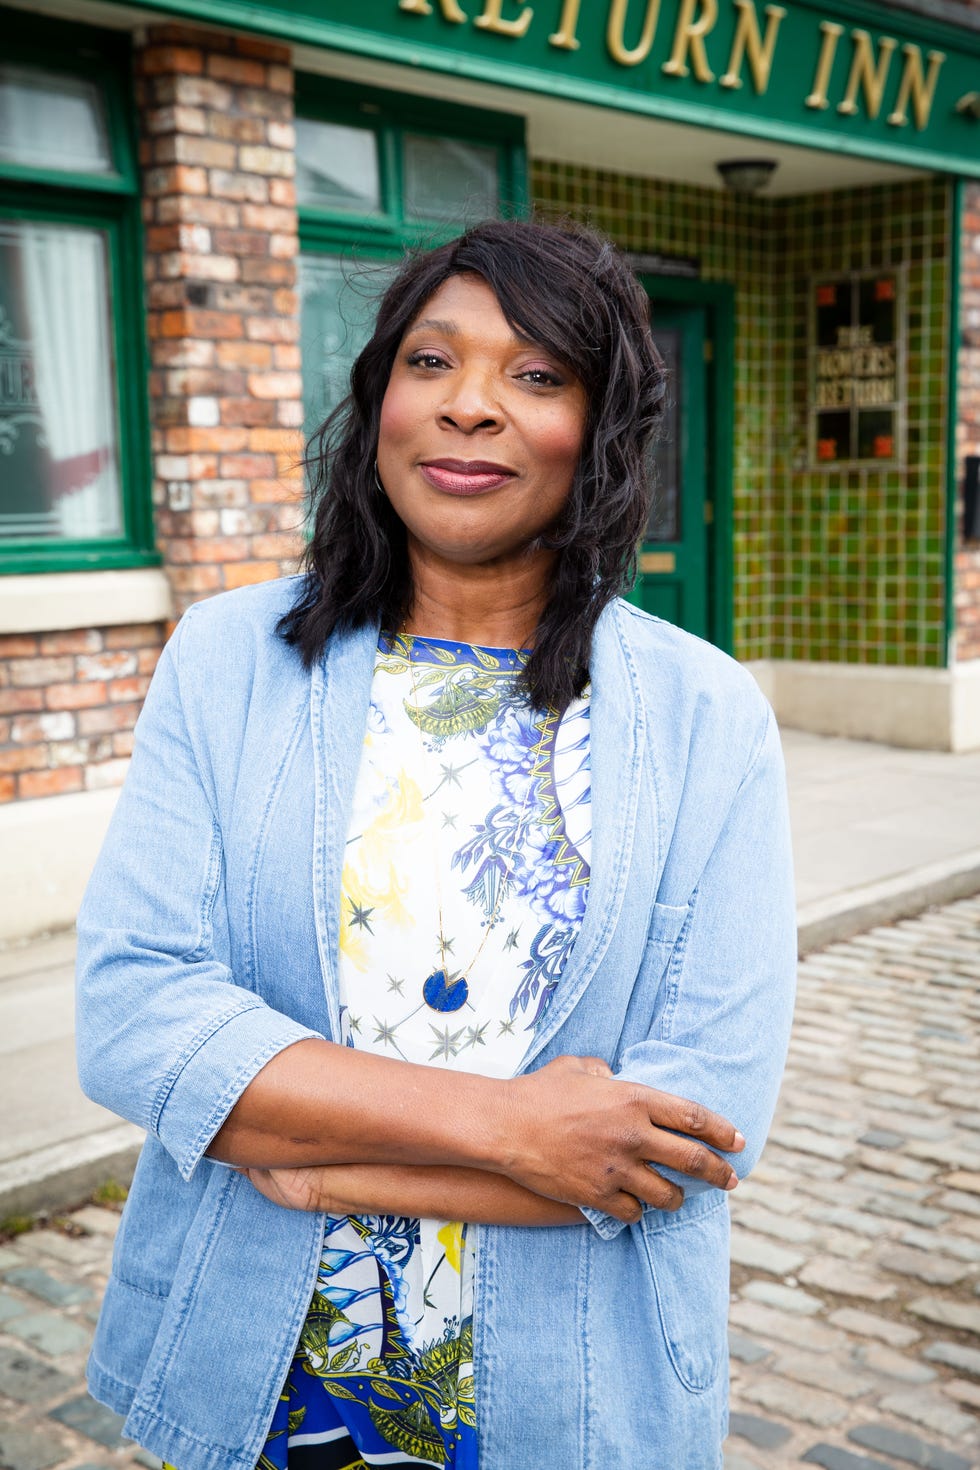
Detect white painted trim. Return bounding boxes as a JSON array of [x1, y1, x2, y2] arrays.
[[0, 569, 173, 634], [745, 658, 980, 752], [0, 787, 121, 943]]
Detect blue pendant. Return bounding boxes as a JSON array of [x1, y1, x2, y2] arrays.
[[423, 969, 470, 1012]]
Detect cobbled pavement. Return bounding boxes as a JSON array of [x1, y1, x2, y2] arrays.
[[0, 896, 978, 1470]]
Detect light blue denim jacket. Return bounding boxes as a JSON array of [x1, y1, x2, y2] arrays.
[[76, 577, 796, 1470]]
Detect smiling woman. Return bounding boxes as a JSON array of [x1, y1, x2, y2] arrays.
[[76, 218, 797, 1470]]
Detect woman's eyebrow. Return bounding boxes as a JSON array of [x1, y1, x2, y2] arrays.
[[406, 318, 459, 337]]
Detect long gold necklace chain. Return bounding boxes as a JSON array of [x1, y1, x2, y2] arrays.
[[404, 635, 556, 1015]]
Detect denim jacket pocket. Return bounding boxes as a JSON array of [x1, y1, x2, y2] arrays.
[[646, 900, 690, 952], [638, 1195, 730, 1393]]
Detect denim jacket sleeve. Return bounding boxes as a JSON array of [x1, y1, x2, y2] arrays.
[[583, 705, 797, 1239], [75, 606, 323, 1182]]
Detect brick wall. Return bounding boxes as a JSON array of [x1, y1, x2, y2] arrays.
[[0, 627, 164, 803], [955, 180, 980, 662], [136, 22, 305, 618]]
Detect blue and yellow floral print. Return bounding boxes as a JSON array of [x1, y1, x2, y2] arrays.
[[253, 634, 591, 1468]]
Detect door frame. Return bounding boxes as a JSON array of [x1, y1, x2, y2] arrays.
[[639, 275, 736, 657]]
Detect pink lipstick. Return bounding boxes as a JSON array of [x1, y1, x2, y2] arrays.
[[420, 459, 515, 496]]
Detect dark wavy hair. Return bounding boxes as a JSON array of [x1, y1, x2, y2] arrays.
[[279, 216, 667, 712]]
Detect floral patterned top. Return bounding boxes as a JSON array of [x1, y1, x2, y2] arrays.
[[257, 633, 591, 1469]]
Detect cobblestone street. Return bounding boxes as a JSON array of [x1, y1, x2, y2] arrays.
[[0, 896, 978, 1470]]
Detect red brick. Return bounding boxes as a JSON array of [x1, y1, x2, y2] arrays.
[[240, 202, 295, 234], [273, 344, 302, 371], [104, 625, 165, 650], [252, 531, 303, 560], [219, 453, 276, 478], [209, 113, 266, 144], [245, 315, 299, 344], [156, 134, 237, 170], [247, 370, 302, 400], [0, 745, 47, 774], [217, 397, 278, 427], [108, 676, 152, 703], [140, 45, 204, 77], [145, 103, 207, 136], [190, 536, 250, 563], [39, 630, 103, 656], [218, 341, 273, 369], [207, 53, 267, 86], [0, 775, 15, 803], [164, 426, 250, 452], [269, 179, 297, 207], [212, 229, 269, 257], [157, 195, 241, 227], [78, 703, 142, 735], [240, 259, 294, 289], [112, 732, 136, 759], [209, 169, 269, 204], [234, 34, 291, 64], [138, 647, 165, 674], [18, 767, 84, 799], [238, 146, 293, 178], [8, 657, 73, 688], [144, 163, 208, 197], [223, 560, 281, 589], [0, 689, 44, 714], [0, 635, 39, 657], [76, 652, 139, 682], [248, 427, 304, 453]]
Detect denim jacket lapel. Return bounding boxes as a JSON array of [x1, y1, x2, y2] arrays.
[[520, 603, 656, 1071], [310, 620, 380, 1039]]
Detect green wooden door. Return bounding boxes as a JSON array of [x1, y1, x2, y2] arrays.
[[631, 303, 709, 638]]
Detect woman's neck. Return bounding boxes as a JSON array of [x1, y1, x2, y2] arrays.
[[402, 545, 555, 649]]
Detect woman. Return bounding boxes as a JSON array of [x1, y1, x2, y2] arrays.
[[77, 218, 796, 1470]]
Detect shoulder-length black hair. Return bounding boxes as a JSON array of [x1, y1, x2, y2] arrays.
[[279, 216, 666, 712]]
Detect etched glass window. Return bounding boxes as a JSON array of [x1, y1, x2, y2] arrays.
[[296, 118, 381, 214], [0, 65, 112, 174], [403, 135, 498, 222], [645, 326, 680, 542], [299, 253, 390, 445], [0, 220, 123, 542]]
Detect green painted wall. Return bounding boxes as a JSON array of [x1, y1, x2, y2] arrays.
[[532, 160, 950, 666]]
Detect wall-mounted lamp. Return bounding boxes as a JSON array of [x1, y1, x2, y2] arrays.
[[715, 158, 778, 195]]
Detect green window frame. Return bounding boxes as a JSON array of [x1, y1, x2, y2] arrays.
[[296, 76, 528, 443], [0, 11, 155, 575]]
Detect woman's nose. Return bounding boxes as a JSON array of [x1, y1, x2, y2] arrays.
[[438, 368, 503, 433]]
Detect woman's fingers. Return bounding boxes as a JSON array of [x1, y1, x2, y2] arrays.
[[643, 1087, 745, 1155]]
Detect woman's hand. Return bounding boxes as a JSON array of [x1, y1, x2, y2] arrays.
[[500, 1055, 745, 1222]]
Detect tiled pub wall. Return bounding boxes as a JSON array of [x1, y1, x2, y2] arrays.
[[770, 178, 951, 667], [532, 163, 951, 667], [532, 162, 777, 662], [956, 180, 980, 662]]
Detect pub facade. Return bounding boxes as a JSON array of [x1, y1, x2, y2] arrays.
[[1, 0, 979, 938]]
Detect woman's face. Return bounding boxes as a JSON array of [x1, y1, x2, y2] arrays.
[[376, 272, 587, 571]]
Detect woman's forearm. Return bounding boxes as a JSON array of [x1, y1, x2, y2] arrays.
[[244, 1160, 587, 1226], [209, 1040, 744, 1224]]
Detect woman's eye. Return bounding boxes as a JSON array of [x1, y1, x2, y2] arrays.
[[406, 350, 449, 370], [519, 367, 562, 387]]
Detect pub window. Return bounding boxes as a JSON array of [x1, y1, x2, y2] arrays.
[[296, 77, 527, 447], [808, 269, 905, 470], [0, 22, 154, 575]]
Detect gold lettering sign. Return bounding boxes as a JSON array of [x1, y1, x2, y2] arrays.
[[475, 0, 534, 37], [661, 0, 718, 82], [809, 273, 903, 467], [719, 0, 786, 92], [397, 0, 948, 134]]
